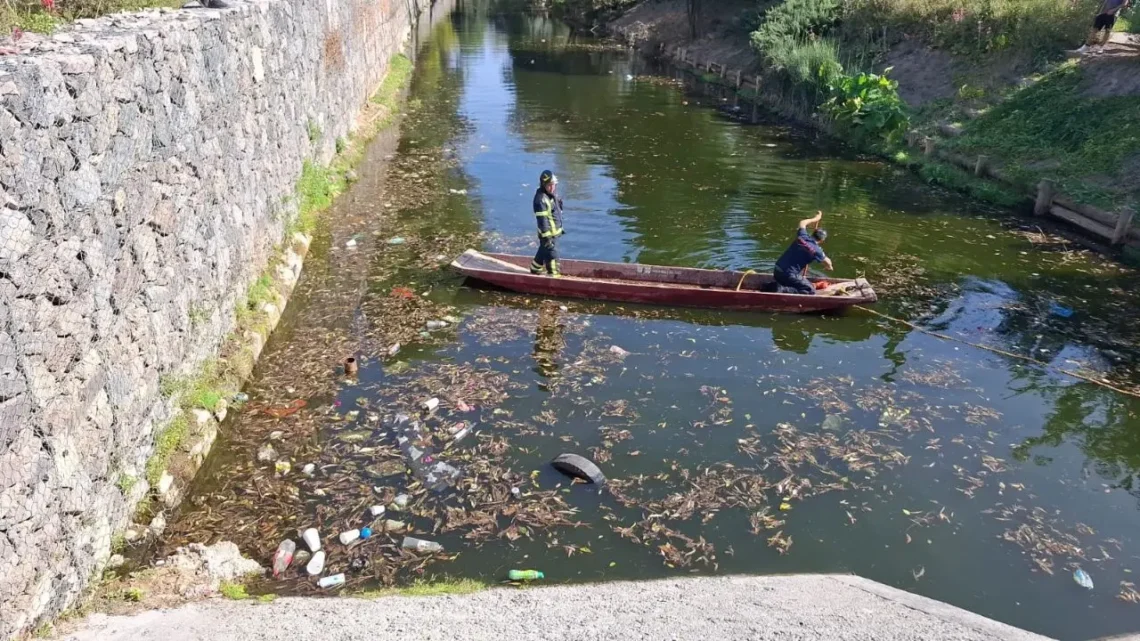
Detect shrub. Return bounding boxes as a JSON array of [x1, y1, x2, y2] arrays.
[[842, 0, 1100, 58], [822, 68, 909, 145], [750, 0, 845, 105]]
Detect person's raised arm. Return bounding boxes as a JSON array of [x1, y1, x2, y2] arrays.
[[798, 210, 823, 230]]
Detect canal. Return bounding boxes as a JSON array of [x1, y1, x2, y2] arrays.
[[164, 7, 1140, 640]]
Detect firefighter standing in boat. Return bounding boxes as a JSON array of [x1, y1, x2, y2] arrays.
[[531, 170, 565, 277]]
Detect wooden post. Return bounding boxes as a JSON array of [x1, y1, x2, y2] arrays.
[[1112, 207, 1135, 245], [974, 155, 988, 177], [1034, 179, 1056, 216], [734, 69, 742, 89], [922, 137, 936, 157], [751, 99, 758, 124]]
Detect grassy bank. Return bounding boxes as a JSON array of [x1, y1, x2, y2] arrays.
[[940, 62, 1140, 209], [735, 0, 1140, 211]]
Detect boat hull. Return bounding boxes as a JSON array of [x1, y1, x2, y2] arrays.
[[450, 250, 877, 313]]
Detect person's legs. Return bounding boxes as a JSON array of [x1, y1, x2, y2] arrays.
[[1094, 13, 1112, 44], [545, 239, 561, 277], [774, 269, 815, 295], [531, 239, 548, 274]]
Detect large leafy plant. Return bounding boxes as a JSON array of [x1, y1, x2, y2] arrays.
[[822, 68, 909, 146]]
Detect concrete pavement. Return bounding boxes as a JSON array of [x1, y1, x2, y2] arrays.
[[62, 574, 1050, 641]]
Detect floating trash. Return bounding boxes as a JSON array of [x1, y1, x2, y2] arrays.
[[508, 569, 544, 581], [272, 540, 295, 578], [318, 573, 345, 588], [1074, 568, 1094, 590], [551, 453, 606, 485], [302, 528, 321, 552], [821, 415, 844, 431], [402, 536, 443, 553], [387, 237, 406, 245], [306, 550, 326, 575]]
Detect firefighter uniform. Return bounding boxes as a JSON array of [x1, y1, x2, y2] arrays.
[[531, 171, 564, 276]]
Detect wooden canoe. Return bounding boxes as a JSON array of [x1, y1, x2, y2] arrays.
[[450, 250, 877, 313]]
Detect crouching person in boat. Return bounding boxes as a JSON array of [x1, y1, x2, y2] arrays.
[[531, 170, 565, 277], [773, 210, 833, 294]]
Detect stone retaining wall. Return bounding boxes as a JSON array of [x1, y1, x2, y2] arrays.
[[0, 0, 425, 635]]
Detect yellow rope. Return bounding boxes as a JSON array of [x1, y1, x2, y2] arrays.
[[736, 269, 757, 292], [853, 305, 1140, 399]]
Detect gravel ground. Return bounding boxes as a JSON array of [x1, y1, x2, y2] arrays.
[[62, 574, 1050, 641]]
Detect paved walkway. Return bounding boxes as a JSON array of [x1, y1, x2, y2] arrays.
[[62, 574, 1049, 641]]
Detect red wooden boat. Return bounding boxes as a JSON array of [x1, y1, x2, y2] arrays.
[[450, 250, 877, 313]]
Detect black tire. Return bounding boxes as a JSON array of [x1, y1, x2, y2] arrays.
[[551, 453, 606, 485]]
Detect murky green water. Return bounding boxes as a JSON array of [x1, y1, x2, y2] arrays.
[[166, 9, 1140, 640]]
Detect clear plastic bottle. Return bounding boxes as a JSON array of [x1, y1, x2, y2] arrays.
[[272, 540, 295, 577], [401, 536, 443, 553], [339, 529, 361, 545]]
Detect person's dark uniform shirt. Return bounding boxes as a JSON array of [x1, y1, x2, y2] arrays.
[[775, 228, 827, 275], [531, 186, 564, 275], [534, 188, 564, 240]]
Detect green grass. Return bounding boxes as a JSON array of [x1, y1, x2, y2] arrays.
[[1, 0, 183, 38], [219, 582, 249, 600], [944, 62, 1140, 208], [291, 53, 414, 237], [917, 161, 1027, 207], [145, 413, 188, 486], [121, 587, 145, 602], [841, 0, 1098, 58], [306, 120, 322, 144], [257, 593, 278, 603], [370, 54, 414, 116], [110, 533, 126, 554], [188, 304, 210, 330], [32, 623, 53, 638], [354, 578, 487, 599], [115, 473, 138, 496]]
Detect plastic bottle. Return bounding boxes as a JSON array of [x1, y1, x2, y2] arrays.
[[306, 550, 326, 576], [318, 573, 345, 589], [339, 529, 361, 545], [421, 398, 440, 412], [508, 569, 544, 581], [272, 540, 296, 578], [369, 505, 386, 517], [401, 536, 443, 553], [302, 528, 321, 552]]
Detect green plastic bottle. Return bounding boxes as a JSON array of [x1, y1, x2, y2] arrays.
[[508, 569, 544, 581]]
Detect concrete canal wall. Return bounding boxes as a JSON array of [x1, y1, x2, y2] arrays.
[[0, 0, 430, 636], [59, 575, 1052, 641]]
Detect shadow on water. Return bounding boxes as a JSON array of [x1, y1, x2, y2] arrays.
[[163, 7, 1140, 641]]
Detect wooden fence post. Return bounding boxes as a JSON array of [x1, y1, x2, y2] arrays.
[[1112, 207, 1135, 245], [1034, 180, 1056, 216], [922, 137, 936, 157], [974, 155, 988, 177]]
